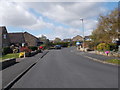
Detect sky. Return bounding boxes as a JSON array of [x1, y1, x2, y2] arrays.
[[0, 0, 118, 40]]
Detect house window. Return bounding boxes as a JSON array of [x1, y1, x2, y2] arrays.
[[3, 34, 7, 39]]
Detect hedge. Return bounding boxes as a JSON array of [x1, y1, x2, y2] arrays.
[[97, 43, 117, 51], [3, 47, 13, 55], [28, 46, 38, 51]]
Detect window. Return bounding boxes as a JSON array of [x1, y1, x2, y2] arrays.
[[3, 34, 7, 39]]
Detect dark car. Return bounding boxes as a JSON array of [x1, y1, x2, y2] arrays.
[[54, 45, 61, 49]]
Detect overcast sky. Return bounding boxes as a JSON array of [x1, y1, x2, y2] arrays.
[[0, 0, 118, 40]]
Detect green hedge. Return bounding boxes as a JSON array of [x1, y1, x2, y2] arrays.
[[97, 43, 110, 51], [109, 43, 117, 51], [3, 47, 13, 55], [97, 43, 117, 51], [28, 46, 38, 51]]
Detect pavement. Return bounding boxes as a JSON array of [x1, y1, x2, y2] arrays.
[[71, 48, 120, 61], [10, 47, 118, 88], [2, 51, 48, 88]]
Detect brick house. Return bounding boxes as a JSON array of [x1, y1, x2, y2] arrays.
[[24, 32, 41, 46], [63, 39, 72, 42], [8, 32, 25, 46], [84, 36, 92, 41], [72, 35, 83, 41], [0, 26, 41, 48], [0, 26, 10, 48], [9, 32, 41, 46]]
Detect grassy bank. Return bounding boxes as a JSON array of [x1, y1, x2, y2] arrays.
[[105, 59, 120, 65], [0, 53, 19, 61]]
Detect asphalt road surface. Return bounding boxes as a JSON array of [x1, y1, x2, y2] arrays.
[[12, 47, 118, 88]]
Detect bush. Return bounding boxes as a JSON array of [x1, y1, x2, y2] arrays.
[[28, 46, 38, 51], [61, 42, 69, 47], [20, 46, 31, 53], [109, 43, 117, 51], [25, 52, 31, 57], [37, 50, 42, 53], [40, 44, 46, 49], [3, 47, 13, 55], [97, 43, 110, 51], [72, 41, 77, 46]]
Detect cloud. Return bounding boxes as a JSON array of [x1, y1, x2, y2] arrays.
[[4, 0, 119, 2], [23, 2, 106, 27], [20, 2, 107, 36], [25, 17, 54, 30], [0, 1, 54, 30], [0, 1, 116, 40], [0, 1, 38, 26], [37, 26, 82, 40], [0, 1, 84, 40]]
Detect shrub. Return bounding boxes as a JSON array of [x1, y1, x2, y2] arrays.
[[73, 41, 78, 46], [109, 43, 117, 51], [28, 46, 38, 51], [3, 47, 13, 55], [97, 43, 110, 51], [20, 46, 31, 53], [40, 44, 46, 49]]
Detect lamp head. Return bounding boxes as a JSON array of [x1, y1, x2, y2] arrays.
[[80, 18, 83, 21]]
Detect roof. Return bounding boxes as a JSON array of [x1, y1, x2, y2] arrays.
[[8, 32, 40, 44], [0, 26, 6, 29], [84, 36, 91, 39], [72, 35, 83, 41], [0, 26, 7, 33], [63, 39, 72, 42], [8, 32, 25, 44], [24, 32, 38, 39]]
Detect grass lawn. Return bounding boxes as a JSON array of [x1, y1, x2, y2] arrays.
[[105, 59, 120, 64], [0, 53, 19, 61]]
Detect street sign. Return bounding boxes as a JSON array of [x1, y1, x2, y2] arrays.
[[76, 42, 81, 46]]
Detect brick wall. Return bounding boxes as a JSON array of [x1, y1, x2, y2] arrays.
[[0, 27, 10, 48], [24, 32, 38, 46]]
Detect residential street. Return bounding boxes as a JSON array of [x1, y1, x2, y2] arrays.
[[11, 47, 118, 88], [1, 1, 119, 89]]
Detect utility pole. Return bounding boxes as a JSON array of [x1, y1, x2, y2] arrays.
[[80, 18, 85, 51]]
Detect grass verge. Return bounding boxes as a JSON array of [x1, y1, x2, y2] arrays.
[[0, 53, 19, 61], [105, 59, 120, 65]]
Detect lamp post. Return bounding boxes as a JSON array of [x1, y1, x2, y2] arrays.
[[80, 18, 85, 51]]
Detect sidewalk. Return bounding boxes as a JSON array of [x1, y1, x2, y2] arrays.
[[2, 51, 48, 88], [84, 51, 120, 61]]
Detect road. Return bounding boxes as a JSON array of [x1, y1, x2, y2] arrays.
[[11, 47, 118, 88]]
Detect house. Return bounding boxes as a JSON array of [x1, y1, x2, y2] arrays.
[[0, 26, 10, 48], [9, 32, 41, 46], [63, 39, 72, 42], [84, 36, 92, 41], [8, 32, 25, 46], [72, 35, 83, 41], [0, 26, 41, 47]]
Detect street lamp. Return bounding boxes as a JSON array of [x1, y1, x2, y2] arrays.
[[80, 18, 85, 51]]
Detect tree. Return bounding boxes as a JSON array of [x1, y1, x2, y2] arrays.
[[39, 35, 47, 43], [54, 37, 61, 43], [38, 35, 51, 49], [91, 8, 119, 44]]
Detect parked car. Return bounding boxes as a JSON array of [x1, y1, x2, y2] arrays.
[[54, 45, 61, 49]]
